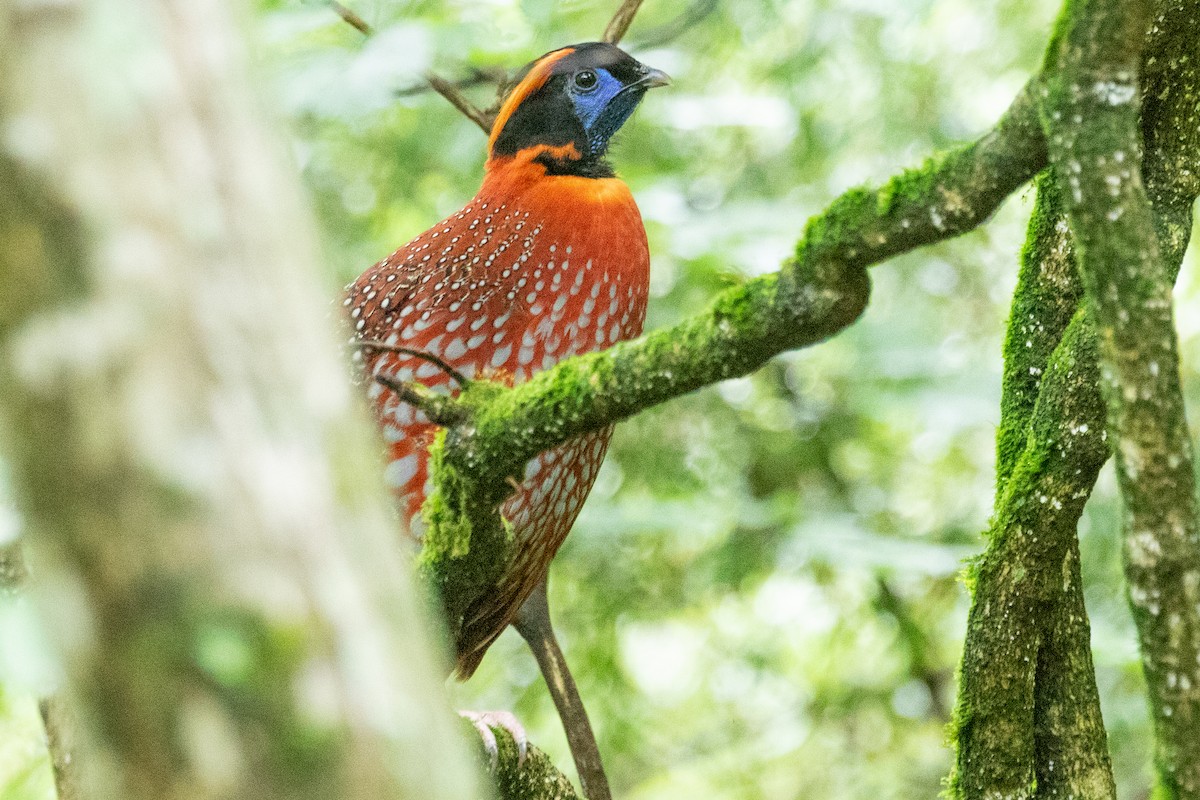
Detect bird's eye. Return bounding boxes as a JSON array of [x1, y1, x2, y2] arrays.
[[573, 70, 599, 92]]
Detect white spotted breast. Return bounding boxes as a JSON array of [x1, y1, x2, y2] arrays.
[[346, 172, 649, 674]]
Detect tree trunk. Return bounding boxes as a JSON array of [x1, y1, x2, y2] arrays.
[[0, 1, 489, 798]]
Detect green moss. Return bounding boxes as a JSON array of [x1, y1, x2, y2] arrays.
[[959, 557, 981, 598], [1039, 0, 1077, 72], [477, 722, 581, 800], [995, 429, 1051, 522], [1150, 782, 1178, 800], [711, 278, 769, 329], [950, 304, 1110, 800], [420, 429, 474, 561], [417, 424, 517, 638], [474, 355, 598, 439], [798, 186, 875, 257], [877, 150, 953, 216], [942, 694, 970, 799], [995, 174, 1079, 490]]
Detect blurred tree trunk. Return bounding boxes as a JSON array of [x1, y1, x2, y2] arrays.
[[0, 1, 493, 798]]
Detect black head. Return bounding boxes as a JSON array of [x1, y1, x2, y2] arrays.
[[488, 42, 669, 178]]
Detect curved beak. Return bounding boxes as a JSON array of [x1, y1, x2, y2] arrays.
[[635, 67, 672, 89]]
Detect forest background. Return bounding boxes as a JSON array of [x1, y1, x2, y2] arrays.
[[1, 0, 1194, 798]]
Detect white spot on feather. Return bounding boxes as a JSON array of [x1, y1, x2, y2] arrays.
[[386, 455, 418, 488], [491, 344, 513, 367]]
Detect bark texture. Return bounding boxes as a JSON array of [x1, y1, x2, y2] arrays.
[[1042, 0, 1200, 795], [950, 1, 1200, 797]]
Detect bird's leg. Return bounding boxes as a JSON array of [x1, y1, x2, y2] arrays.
[[513, 577, 612, 800]]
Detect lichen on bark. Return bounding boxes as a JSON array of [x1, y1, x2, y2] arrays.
[[950, 1, 1200, 797]]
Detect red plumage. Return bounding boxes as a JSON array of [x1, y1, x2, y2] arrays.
[[345, 45, 654, 677]]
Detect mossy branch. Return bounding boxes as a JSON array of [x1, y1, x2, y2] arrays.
[[421, 84, 1048, 648], [1124, 26, 1200, 796], [466, 722, 581, 800], [951, 106, 1099, 800], [1042, 0, 1200, 795], [1032, 540, 1115, 800], [994, 175, 1083, 489]]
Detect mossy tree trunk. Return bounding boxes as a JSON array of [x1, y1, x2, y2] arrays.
[[1043, 1, 1200, 794]]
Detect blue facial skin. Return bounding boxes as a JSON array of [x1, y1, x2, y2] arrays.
[[568, 68, 646, 158]]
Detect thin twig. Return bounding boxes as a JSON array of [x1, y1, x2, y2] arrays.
[[396, 67, 509, 98], [425, 72, 494, 133], [631, 0, 716, 48], [374, 375, 467, 427], [329, 1, 372, 35], [329, 2, 493, 131], [603, 0, 647, 44], [39, 697, 82, 800], [355, 340, 472, 388]]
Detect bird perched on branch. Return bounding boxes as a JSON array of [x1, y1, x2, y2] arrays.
[[345, 42, 667, 797]]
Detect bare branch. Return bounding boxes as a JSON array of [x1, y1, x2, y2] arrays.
[[425, 71, 494, 134], [514, 580, 611, 800], [330, 3, 494, 132], [356, 340, 473, 388], [396, 67, 508, 98], [603, 0, 646, 44], [374, 375, 468, 427], [329, 1, 372, 35], [631, 0, 717, 49]]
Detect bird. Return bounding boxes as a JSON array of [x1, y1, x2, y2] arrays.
[[344, 42, 668, 797]]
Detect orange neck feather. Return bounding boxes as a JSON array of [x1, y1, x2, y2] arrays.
[[480, 47, 642, 239], [480, 153, 634, 214]]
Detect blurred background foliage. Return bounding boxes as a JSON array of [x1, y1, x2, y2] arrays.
[[2, 0, 1197, 798]]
